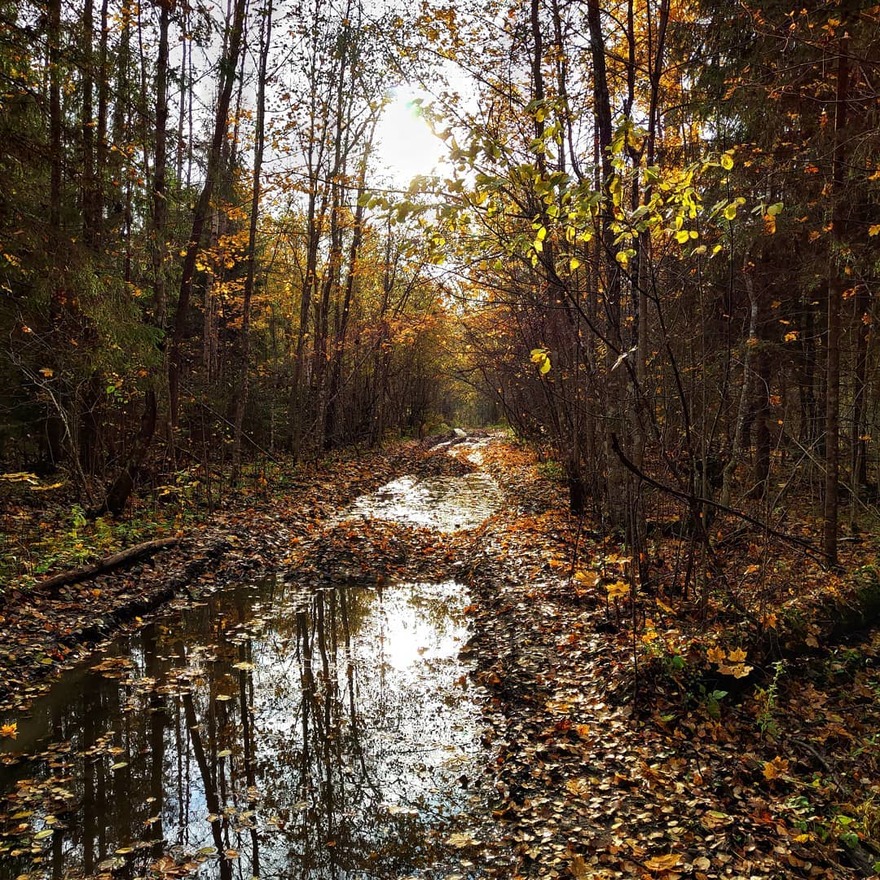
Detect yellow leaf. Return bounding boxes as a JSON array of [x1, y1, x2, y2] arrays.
[[570, 853, 591, 880], [0, 722, 17, 739], [763, 213, 776, 235], [565, 777, 590, 796], [869, 224, 880, 237], [530, 348, 551, 375], [728, 647, 747, 663], [606, 580, 630, 600], [721, 152, 734, 171], [675, 229, 690, 244], [446, 831, 479, 848], [644, 853, 682, 871], [569, 257, 581, 272]]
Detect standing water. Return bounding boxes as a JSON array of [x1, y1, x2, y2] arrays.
[[0, 460, 502, 880]]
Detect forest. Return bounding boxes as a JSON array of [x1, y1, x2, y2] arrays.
[[1, 0, 880, 878], [0, 0, 878, 559]]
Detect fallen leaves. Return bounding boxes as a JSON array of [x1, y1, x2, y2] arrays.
[[762, 756, 790, 781], [446, 831, 480, 848], [708, 646, 754, 679]]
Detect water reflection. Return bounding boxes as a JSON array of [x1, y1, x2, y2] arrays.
[[0, 579, 481, 880], [344, 474, 501, 532]]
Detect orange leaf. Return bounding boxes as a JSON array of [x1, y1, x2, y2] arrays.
[[763, 757, 790, 780], [707, 646, 726, 665]]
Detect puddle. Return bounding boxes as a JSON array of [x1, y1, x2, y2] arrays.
[[0, 578, 484, 880], [344, 473, 501, 532]]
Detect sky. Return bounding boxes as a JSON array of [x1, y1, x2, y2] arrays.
[[374, 88, 449, 188]]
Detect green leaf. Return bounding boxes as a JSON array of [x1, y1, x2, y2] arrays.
[[766, 201, 784, 216]]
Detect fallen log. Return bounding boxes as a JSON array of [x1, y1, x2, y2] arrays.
[[36, 537, 180, 595]]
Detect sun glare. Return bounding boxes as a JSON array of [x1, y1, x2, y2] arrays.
[[375, 89, 446, 187]]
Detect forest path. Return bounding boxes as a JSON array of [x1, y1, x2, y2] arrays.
[[1, 435, 878, 879], [0, 433, 508, 880]]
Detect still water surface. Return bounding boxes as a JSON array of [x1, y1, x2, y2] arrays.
[[0, 469, 499, 880]]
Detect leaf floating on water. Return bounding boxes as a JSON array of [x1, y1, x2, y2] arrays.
[[215, 694, 232, 701], [110, 761, 128, 770], [217, 749, 232, 757], [232, 661, 254, 671], [33, 830, 53, 841], [446, 831, 479, 848]]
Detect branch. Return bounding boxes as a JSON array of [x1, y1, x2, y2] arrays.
[[610, 434, 828, 564], [35, 538, 180, 595]]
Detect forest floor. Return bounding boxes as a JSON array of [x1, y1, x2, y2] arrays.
[[2, 435, 880, 879]]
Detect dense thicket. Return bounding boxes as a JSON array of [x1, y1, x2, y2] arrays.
[[0, 0, 462, 514], [417, 0, 879, 571]]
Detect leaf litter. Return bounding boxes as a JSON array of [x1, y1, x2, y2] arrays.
[[1, 434, 879, 879]]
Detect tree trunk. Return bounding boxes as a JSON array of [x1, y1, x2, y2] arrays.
[[101, 388, 157, 516], [168, 0, 247, 429], [233, 0, 273, 476], [93, 0, 110, 248], [47, 0, 62, 235], [81, 0, 98, 249], [150, 0, 171, 330], [823, 33, 849, 565], [851, 284, 870, 501]]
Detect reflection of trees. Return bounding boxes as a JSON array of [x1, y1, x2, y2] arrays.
[[0, 577, 469, 880], [254, 582, 440, 880]]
